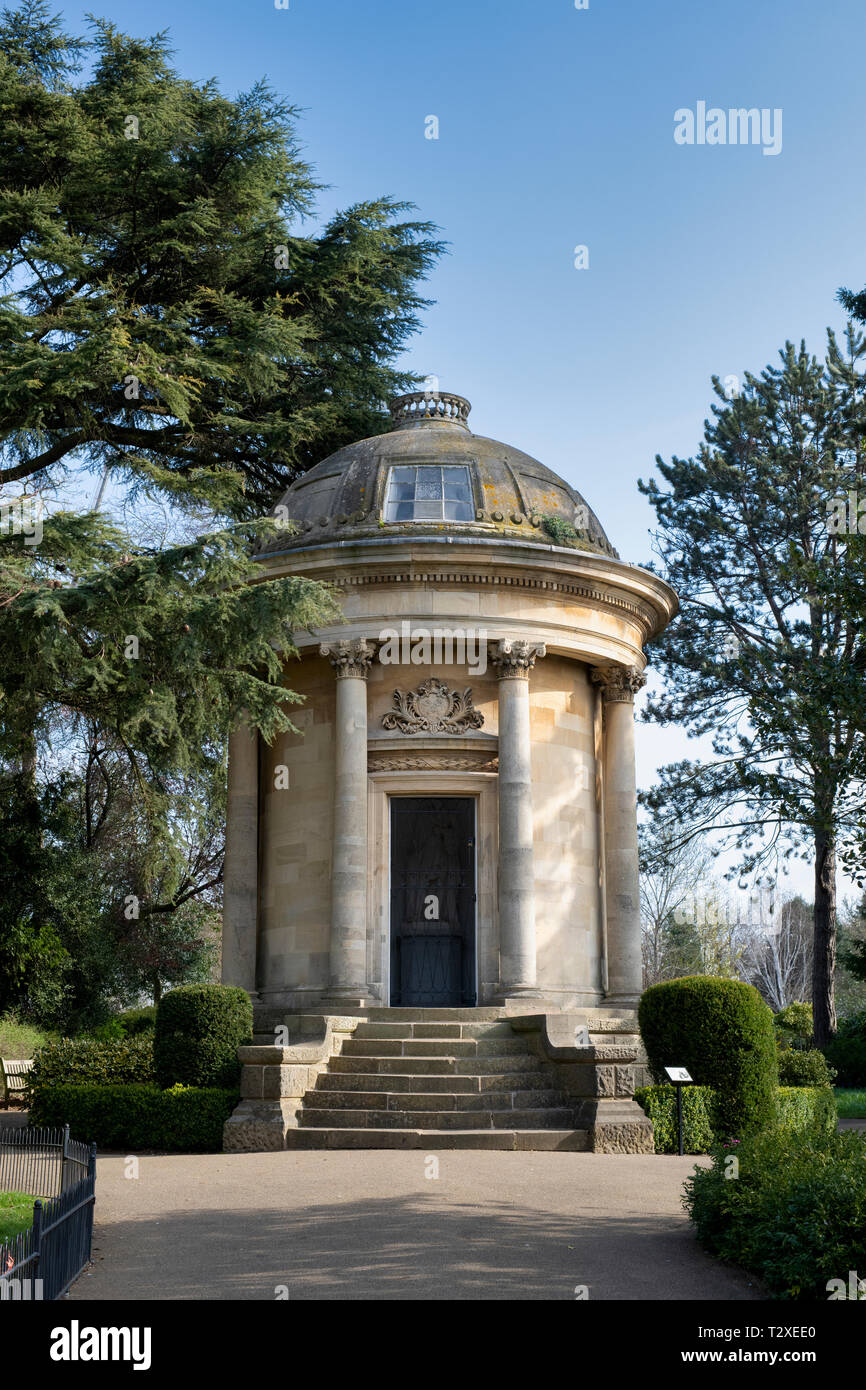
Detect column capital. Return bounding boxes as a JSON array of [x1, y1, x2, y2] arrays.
[[491, 638, 546, 679], [591, 664, 646, 703], [320, 638, 376, 679]]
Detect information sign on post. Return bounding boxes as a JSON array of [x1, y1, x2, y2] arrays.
[[663, 1066, 694, 1155]]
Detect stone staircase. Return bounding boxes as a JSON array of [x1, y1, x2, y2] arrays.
[[284, 1011, 588, 1150], [225, 1006, 653, 1153]]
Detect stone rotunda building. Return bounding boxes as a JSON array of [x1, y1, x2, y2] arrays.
[[222, 388, 678, 1154]]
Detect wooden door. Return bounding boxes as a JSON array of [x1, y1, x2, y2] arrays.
[[389, 798, 476, 1006]]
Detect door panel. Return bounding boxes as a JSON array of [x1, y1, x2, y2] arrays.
[[389, 798, 476, 1006]]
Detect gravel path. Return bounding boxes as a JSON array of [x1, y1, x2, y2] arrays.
[[68, 1149, 762, 1301]]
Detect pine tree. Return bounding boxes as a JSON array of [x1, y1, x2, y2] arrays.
[[0, 3, 444, 1020], [0, 3, 442, 514], [640, 331, 866, 1045]]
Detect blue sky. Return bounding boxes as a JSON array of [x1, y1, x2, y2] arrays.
[[62, 0, 866, 896]]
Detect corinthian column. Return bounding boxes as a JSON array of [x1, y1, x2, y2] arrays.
[[320, 639, 375, 1003], [492, 639, 546, 997], [591, 665, 646, 1004], [222, 722, 259, 995]]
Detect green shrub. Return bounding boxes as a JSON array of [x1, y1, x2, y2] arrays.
[[824, 1009, 866, 1087], [777, 1048, 835, 1088], [684, 1127, 866, 1299], [29, 1036, 154, 1094], [29, 1083, 237, 1152], [639, 976, 778, 1137], [773, 1002, 813, 1049], [154, 984, 252, 1090], [85, 1017, 127, 1042], [776, 1086, 837, 1136], [119, 1006, 157, 1036], [635, 1084, 716, 1153]]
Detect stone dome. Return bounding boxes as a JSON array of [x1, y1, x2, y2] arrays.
[[258, 389, 618, 559]]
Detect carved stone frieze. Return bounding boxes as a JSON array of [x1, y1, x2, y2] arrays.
[[368, 750, 498, 773]]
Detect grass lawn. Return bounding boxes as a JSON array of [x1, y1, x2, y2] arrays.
[[834, 1088, 866, 1118], [0, 1192, 37, 1244]]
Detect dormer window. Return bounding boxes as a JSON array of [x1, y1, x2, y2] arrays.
[[384, 465, 474, 523]]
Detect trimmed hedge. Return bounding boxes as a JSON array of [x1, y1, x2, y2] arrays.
[[776, 1086, 837, 1137], [634, 1084, 716, 1153], [639, 976, 778, 1137], [635, 1084, 834, 1152], [777, 1048, 835, 1088], [154, 985, 252, 1090], [29, 1036, 154, 1094], [824, 1009, 866, 1088], [684, 1127, 866, 1299], [29, 1083, 237, 1152]]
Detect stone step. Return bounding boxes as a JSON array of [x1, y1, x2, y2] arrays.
[[313, 1070, 558, 1093], [299, 1107, 578, 1130], [303, 1089, 569, 1112], [352, 1021, 516, 1040], [329, 1053, 542, 1076], [359, 1008, 506, 1023], [284, 1128, 590, 1151], [339, 1037, 529, 1059]]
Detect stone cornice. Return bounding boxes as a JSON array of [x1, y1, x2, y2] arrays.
[[255, 537, 678, 643]]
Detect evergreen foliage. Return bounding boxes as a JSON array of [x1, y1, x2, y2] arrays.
[[639, 976, 778, 1136], [153, 983, 252, 1088], [684, 1128, 866, 1299], [0, 3, 443, 1025], [640, 332, 866, 1044], [0, 2, 443, 513]]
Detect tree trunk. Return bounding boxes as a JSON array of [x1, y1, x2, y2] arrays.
[[812, 825, 837, 1046], [152, 976, 162, 1008]]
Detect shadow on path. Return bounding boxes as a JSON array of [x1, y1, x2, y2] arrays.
[[72, 1192, 761, 1301]]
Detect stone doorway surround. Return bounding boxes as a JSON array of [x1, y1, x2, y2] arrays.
[[368, 765, 498, 1010]]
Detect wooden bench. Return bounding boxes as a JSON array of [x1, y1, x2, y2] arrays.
[[1, 1059, 33, 1108]]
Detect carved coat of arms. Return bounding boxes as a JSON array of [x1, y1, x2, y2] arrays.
[[382, 678, 484, 735]]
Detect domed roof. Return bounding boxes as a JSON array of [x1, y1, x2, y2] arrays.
[[258, 389, 618, 559]]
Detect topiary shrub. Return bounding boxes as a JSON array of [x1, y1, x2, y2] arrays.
[[30, 1082, 237, 1152], [29, 1036, 154, 1094], [777, 1048, 835, 1088], [154, 984, 252, 1090], [634, 1083, 716, 1153], [823, 1009, 866, 1088], [638, 976, 778, 1137]]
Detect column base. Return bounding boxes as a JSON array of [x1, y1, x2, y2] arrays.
[[318, 989, 376, 1009], [493, 986, 547, 1008], [604, 992, 641, 1009]]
